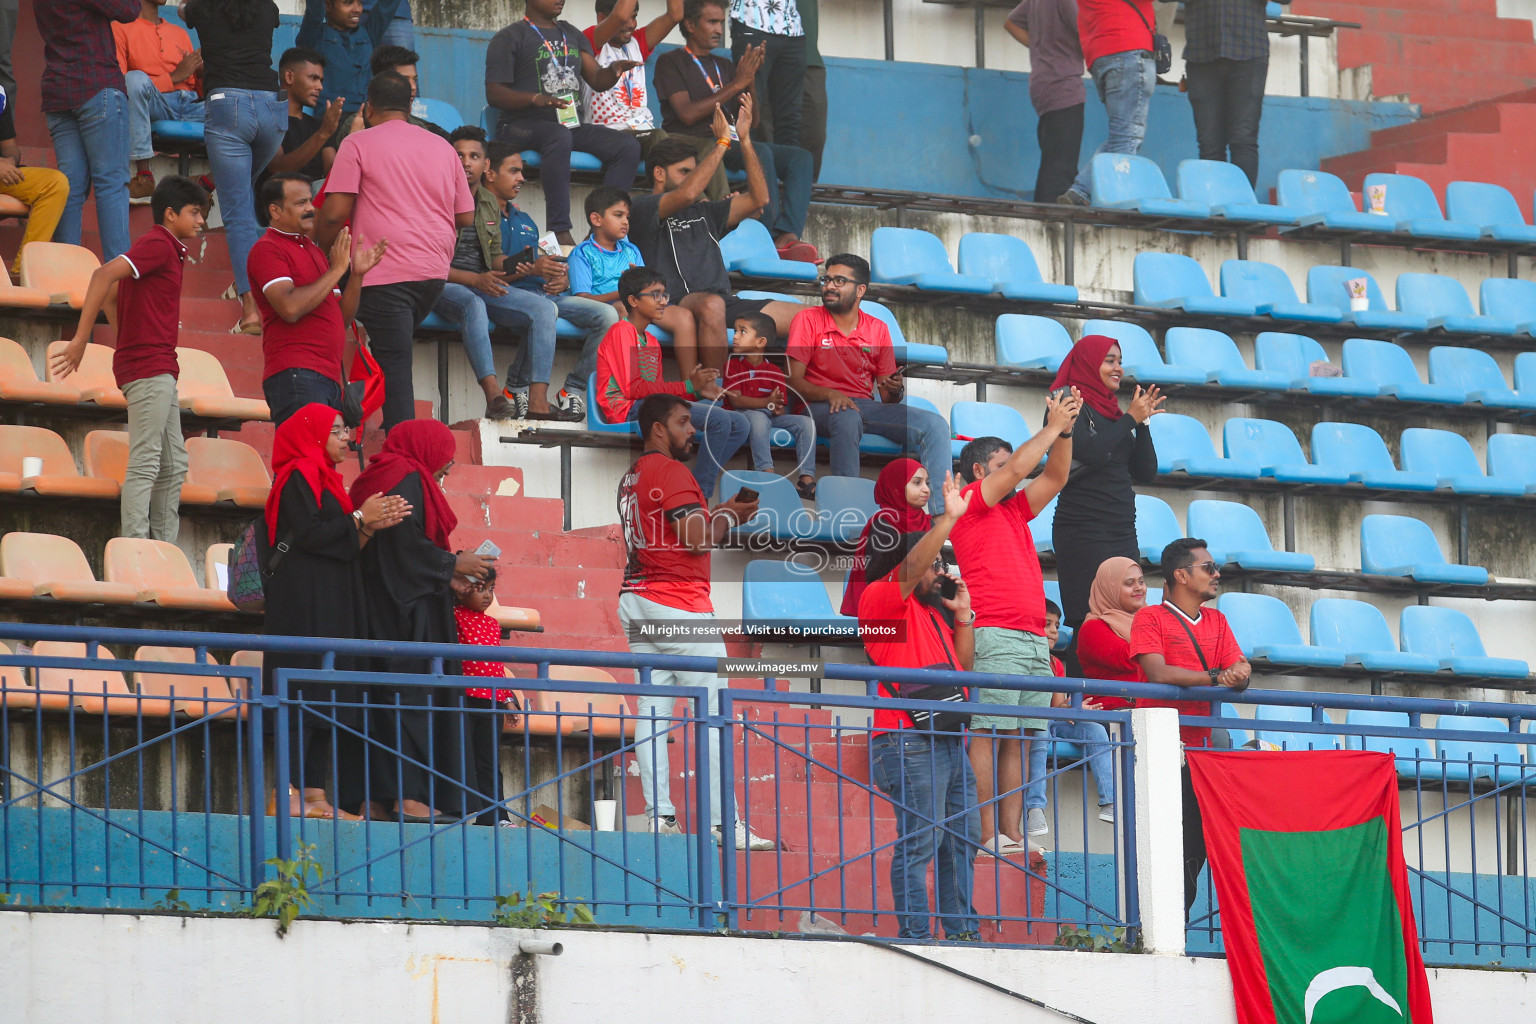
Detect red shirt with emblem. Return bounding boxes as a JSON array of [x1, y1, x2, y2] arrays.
[[619, 451, 712, 613], [595, 320, 689, 423], [723, 354, 787, 407], [113, 224, 187, 387], [859, 571, 967, 732], [785, 305, 897, 399]]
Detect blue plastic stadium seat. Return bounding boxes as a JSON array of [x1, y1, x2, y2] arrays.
[[1219, 593, 1347, 671], [719, 219, 819, 282], [1340, 338, 1466, 405], [479, 105, 603, 172], [1189, 499, 1315, 572], [1253, 332, 1379, 398], [1435, 716, 1533, 784], [1134, 493, 1181, 563], [951, 400, 1029, 450], [1134, 253, 1258, 316], [1342, 710, 1437, 778], [742, 560, 858, 638], [1479, 278, 1536, 336], [1212, 701, 1252, 748], [1310, 422, 1438, 492], [1519, 352, 1536, 395], [1040, 579, 1073, 649], [1082, 319, 1207, 386], [1486, 433, 1536, 494], [150, 120, 204, 143], [585, 374, 638, 435], [1165, 327, 1292, 390], [1177, 160, 1301, 226], [722, 470, 820, 541], [1400, 605, 1530, 679], [1396, 273, 1521, 336], [1276, 169, 1398, 234], [1248, 702, 1344, 750], [1307, 266, 1430, 332], [1400, 427, 1527, 497], [1222, 417, 1351, 486], [1427, 347, 1536, 410], [869, 227, 992, 294], [1445, 181, 1536, 245], [1364, 172, 1483, 242], [1219, 260, 1341, 324], [1146, 413, 1262, 479], [956, 232, 1079, 303], [816, 476, 877, 546], [1089, 153, 1211, 218], [1360, 514, 1489, 586], [414, 97, 465, 130], [1034, 497, 1057, 555], [1310, 599, 1439, 675], [858, 300, 947, 366], [995, 314, 1072, 372]]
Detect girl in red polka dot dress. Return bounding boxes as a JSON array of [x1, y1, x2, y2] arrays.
[[453, 565, 520, 824]]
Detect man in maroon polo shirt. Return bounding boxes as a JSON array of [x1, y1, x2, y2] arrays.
[[247, 171, 388, 425]]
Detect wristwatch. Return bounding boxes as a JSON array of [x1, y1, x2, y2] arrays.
[[1208, 668, 1222, 685], [352, 509, 365, 527]]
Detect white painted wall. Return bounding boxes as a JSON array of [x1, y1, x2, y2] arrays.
[[2, 910, 1531, 1024]]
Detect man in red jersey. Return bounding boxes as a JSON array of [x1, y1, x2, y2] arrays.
[[617, 392, 773, 850]]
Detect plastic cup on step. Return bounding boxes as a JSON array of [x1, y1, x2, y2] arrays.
[[20, 456, 41, 479], [592, 799, 617, 831]]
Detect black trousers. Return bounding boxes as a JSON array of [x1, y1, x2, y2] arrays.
[[1185, 58, 1268, 186], [1034, 103, 1084, 205], [801, 63, 827, 180], [1183, 763, 1208, 914], [356, 279, 444, 432], [494, 119, 641, 234], [466, 695, 505, 826], [731, 20, 806, 148]]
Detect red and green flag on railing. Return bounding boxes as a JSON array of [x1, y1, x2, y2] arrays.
[[1188, 749, 1434, 1024]]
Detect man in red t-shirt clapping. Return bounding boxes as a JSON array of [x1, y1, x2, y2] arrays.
[[618, 392, 773, 851], [1128, 536, 1250, 915]]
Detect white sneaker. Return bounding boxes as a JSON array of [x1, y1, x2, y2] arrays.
[[649, 815, 682, 835], [1026, 808, 1049, 836], [713, 822, 775, 851], [556, 387, 585, 420], [1098, 804, 1115, 825]]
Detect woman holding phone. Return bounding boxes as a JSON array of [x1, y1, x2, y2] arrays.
[[1047, 335, 1163, 671]]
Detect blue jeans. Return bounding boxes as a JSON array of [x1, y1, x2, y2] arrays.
[[1026, 719, 1116, 811], [1066, 50, 1156, 201], [869, 731, 980, 940], [742, 409, 814, 477], [45, 87, 131, 261], [262, 367, 342, 426], [434, 281, 541, 383], [204, 88, 287, 295], [807, 398, 950, 514], [504, 292, 620, 395], [124, 70, 205, 162], [724, 140, 814, 238]]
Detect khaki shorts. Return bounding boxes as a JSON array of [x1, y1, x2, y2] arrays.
[[970, 627, 1053, 732]]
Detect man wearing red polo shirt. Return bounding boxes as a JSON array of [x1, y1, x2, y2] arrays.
[[786, 253, 951, 514], [248, 171, 388, 425], [1129, 535, 1250, 914]]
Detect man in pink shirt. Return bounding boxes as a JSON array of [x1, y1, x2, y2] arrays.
[[317, 71, 474, 431]]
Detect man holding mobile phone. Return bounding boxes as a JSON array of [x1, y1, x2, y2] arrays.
[[617, 392, 774, 852]]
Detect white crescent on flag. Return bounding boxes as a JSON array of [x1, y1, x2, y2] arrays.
[[1303, 966, 1404, 1023]]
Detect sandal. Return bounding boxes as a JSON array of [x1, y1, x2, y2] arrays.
[[976, 834, 1025, 858], [795, 477, 817, 499], [229, 319, 262, 335]]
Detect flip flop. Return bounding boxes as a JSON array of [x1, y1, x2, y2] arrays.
[[976, 834, 1025, 857], [229, 319, 262, 335]]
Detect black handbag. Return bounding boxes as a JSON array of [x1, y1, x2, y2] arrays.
[[892, 608, 972, 732], [1121, 0, 1173, 75]]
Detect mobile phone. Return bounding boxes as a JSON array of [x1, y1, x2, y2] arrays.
[[935, 576, 958, 601], [510, 246, 536, 266], [1048, 386, 1073, 403], [734, 487, 759, 504], [475, 539, 501, 559]]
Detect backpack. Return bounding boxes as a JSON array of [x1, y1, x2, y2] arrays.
[[226, 516, 294, 613]]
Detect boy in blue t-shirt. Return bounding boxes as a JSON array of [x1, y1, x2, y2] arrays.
[[569, 186, 697, 376]]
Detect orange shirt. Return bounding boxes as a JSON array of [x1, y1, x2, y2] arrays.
[[113, 16, 199, 94]]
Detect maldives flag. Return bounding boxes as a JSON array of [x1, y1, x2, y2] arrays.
[[1188, 749, 1434, 1024]]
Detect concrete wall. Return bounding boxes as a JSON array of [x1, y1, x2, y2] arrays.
[[3, 910, 1533, 1023]]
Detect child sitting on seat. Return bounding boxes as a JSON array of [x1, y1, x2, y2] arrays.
[[722, 311, 816, 498]]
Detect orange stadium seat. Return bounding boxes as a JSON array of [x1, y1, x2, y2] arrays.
[[525, 666, 633, 739], [0, 532, 138, 604], [0, 337, 80, 403], [19, 242, 99, 308], [0, 576, 32, 600], [227, 651, 260, 702], [184, 436, 271, 506], [176, 348, 270, 422], [86, 429, 213, 503], [204, 543, 233, 591], [32, 641, 147, 715], [0, 425, 120, 499], [132, 646, 241, 718], [488, 596, 541, 632], [103, 537, 237, 612], [45, 341, 125, 408], [0, 640, 33, 708]]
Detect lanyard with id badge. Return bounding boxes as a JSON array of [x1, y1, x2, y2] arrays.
[[689, 52, 737, 141], [526, 17, 582, 129]]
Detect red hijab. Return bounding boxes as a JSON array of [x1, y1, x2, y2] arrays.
[[839, 458, 932, 616], [349, 419, 459, 550], [266, 403, 354, 543], [1049, 334, 1124, 421]]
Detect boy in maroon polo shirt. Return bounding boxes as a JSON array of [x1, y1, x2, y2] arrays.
[[53, 175, 207, 542], [722, 310, 815, 497]]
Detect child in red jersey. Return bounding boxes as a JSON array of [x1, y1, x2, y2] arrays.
[[723, 310, 816, 498]]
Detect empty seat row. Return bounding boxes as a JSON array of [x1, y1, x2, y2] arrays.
[[0, 533, 233, 612], [0, 425, 270, 507]]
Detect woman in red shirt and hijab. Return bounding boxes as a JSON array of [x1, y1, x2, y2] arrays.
[[351, 420, 496, 824], [839, 458, 932, 616], [1075, 555, 1148, 708], [1046, 336, 1164, 669]]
